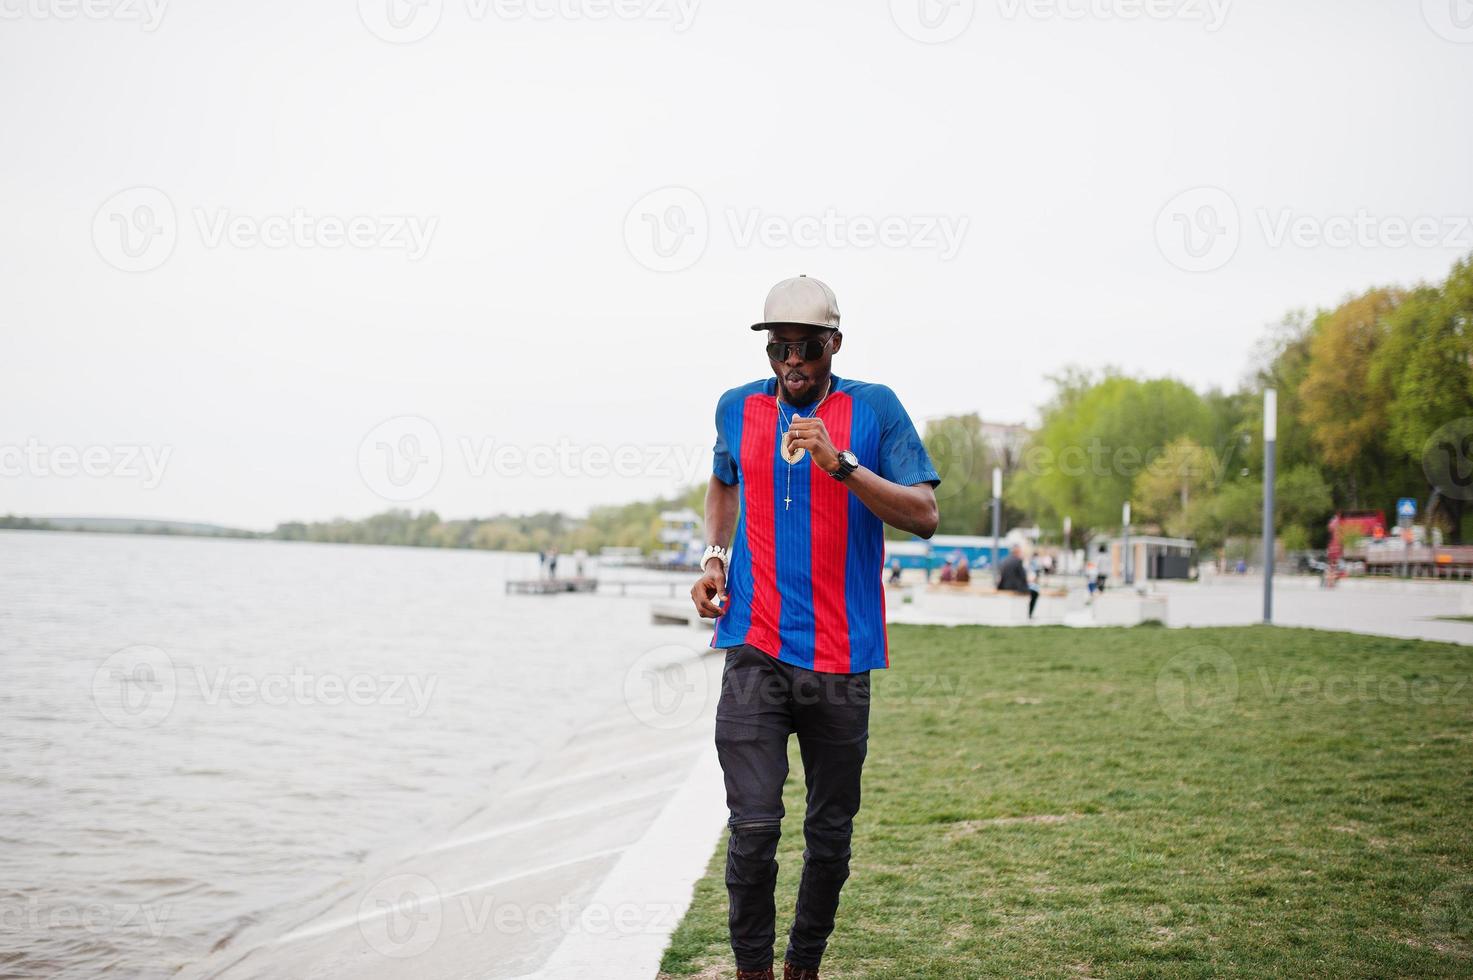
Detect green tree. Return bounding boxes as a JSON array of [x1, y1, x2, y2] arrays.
[[921, 413, 999, 535], [1131, 436, 1216, 539], [1298, 288, 1403, 506], [1019, 371, 1214, 536]]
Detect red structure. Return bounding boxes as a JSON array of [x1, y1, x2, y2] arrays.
[[1326, 510, 1386, 586]]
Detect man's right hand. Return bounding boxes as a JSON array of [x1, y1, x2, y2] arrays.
[[691, 559, 727, 618]]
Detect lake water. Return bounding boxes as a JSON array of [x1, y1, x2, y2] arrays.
[[0, 531, 702, 979]]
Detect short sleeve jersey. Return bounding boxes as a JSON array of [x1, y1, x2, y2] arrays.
[[710, 374, 940, 673]]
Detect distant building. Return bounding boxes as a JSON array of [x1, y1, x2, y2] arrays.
[[1085, 534, 1196, 584], [979, 421, 1031, 469], [656, 508, 703, 568]]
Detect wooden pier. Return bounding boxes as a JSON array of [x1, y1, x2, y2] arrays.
[[505, 577, 600, 595], [503, 577, 689, 597]]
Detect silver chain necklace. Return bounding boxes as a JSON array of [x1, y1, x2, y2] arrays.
[[775, 377, 832, 511]]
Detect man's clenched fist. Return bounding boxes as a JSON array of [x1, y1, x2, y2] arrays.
[[691, 559, 727, 618]]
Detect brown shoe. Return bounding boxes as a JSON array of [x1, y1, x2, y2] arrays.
[[783, 964, 819, 980], [735, 968, 774, 980]]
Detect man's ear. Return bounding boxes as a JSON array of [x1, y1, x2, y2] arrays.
[[830, 330, 843, 354]]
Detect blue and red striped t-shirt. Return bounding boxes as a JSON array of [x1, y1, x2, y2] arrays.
[[710, 373, 940, 673]]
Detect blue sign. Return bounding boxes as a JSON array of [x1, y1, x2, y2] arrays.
[[1397, 497, 1417, 519]]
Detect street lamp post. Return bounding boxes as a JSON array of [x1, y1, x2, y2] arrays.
[[1122, 501, 1132, 586], [991, 467, 1002, 572], [1263, 388, 1277, 624]]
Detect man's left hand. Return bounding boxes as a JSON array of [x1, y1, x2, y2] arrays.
[[785, 416, 840, 474]]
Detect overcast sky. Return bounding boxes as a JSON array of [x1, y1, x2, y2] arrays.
[[3, 0, 1471, 530]]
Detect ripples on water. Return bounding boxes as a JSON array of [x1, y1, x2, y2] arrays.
[[0, 531, 698, 978]]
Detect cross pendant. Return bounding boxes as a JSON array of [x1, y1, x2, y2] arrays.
[[784, 495, 792, 510]]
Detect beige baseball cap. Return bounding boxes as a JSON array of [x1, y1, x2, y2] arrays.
[[750, 275, 841, 331]]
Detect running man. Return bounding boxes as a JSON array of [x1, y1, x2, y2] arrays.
[[690, 275, 940, 980]]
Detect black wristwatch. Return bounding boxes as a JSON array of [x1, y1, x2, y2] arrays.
[[830, 449, 859, 481]]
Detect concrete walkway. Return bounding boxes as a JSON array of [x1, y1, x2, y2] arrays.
[[1156, 577, 1473, 645], [889, 576, 1473, 646], [182, 634, 727, 980]]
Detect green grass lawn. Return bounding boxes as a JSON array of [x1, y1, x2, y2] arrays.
[[658, 625, 1473, 979]]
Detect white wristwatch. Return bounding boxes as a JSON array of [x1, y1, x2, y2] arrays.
[[701, 545, 730, 574]]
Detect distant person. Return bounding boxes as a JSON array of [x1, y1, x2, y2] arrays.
[[998, 547, 1039, 619], [689, 275, 940, 980], [1085, 559, 1098, 597], [955, 556, 971, 584], [939, 558, 956, 583], [537, 549, 546, 578], [1236, 557, 1247, 575], [548, 548, 559, 578], [888, 557, 902, 585]]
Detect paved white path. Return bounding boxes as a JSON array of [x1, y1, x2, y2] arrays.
[[1156, 577, 1473, 646], [182, 632, 727, 980]]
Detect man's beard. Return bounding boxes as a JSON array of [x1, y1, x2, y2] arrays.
[[779, 369, 829, 407]]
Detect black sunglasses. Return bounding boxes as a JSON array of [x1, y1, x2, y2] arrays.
[[766, 334, 835, 362]]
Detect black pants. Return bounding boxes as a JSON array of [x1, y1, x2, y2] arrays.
[[714, 644, 870, 972]]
